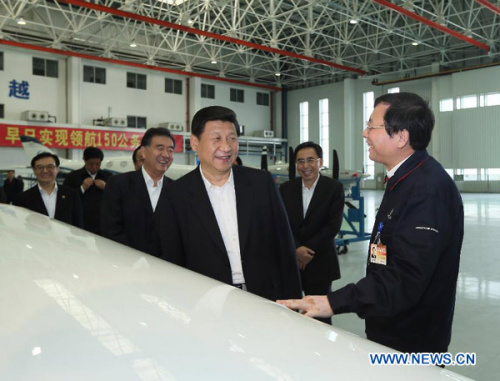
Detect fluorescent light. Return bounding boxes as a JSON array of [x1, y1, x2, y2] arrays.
[[157, 0, 187, 4]]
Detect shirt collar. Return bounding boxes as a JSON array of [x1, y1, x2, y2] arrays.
[[38, 182, 58, 195], [200, 165, 233, 191], [386, 153, 413, 179], [302, 173, 320, 191], [141, 166, 164, 187]]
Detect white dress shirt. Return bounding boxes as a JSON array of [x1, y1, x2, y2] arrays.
[[141, 166, 164, 212], [302, 174, 320, 218], [200, 166, 244, 285], [38, 183, 58, 219]]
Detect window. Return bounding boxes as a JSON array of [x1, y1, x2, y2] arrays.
[[440, 98, 454, 112], [387, 87, 399, 93], [0, 52, 3, 70], [83, 65, 106, 84], [201, 84, 215, 99], [299, 101, 309, 143], [127, 72, 147, 90], [33, 57, 58, 78], [363, 91, 375, 180], [0, 104, 4, 119], [456, 95, 477, 110], [319, 98, 329, 167], [230, 88, 244, 103], [127, 116, 147, 128], [479, 92, 500, 107], [257, 92, 270, 106], [165, 78, 182, 94]]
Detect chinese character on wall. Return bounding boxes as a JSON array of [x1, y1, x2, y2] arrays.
[[9, 80, 30, 100]]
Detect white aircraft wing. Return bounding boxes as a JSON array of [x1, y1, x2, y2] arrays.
[[0, 204, 472, 381]]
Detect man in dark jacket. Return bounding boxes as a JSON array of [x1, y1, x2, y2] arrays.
[[279, 92, 464, 355], [63, 147, 112, 235], [156, 106, 302, 301], [101, 128, 174, 254], [3, 170, 24, 204], [279, 141, 344, 324], [14, 153, 83, 228]]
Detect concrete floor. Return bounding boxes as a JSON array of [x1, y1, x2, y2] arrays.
[[330, 190, 498, 381]]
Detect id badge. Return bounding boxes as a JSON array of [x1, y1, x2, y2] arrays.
[[369, 243, 387, 265]]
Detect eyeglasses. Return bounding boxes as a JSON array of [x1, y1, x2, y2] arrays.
[[296, 158, 320, 165], [34, 164, 57, 171], [365, 123, 386, 131]]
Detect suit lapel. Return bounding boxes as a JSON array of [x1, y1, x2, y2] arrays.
[[233, 167, 253, 256], [31, 186, 49, 216], [132, 170, 154, 215], [187, 168, 227, 255]]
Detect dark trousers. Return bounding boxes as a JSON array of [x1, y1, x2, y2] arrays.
[[301, 275, 333, 325]]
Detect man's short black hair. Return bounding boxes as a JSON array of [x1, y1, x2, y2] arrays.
[[294, 141, 323, 159], [141, 127, 175, 148], [83, 146, 104, 161], [374, 92, 434, 150], [132, 145, 142, 164], [191, 106, 239, 139], [31, 152, 60, 168]]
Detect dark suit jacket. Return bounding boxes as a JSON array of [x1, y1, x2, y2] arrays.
[[3, 177, 24, 204], [63, 167, 112, 234], [279, 175, 344, 284], [13, 184, 83, 228], [101, 170, 173, 254], [155, 165, 302, 301]]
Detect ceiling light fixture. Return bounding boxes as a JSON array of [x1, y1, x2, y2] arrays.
[[130, 41, 137, 48], [349, 19, 358, 25], [275, 73, 281, 77], [211, 59, 217, 64], [17, 17, 27, 25], [412, 41, 419, 46]]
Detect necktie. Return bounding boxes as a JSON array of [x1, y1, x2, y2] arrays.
[[384, 176, 390, 184]]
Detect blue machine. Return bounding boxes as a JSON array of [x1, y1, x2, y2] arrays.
[[335, 177, 371, 254]]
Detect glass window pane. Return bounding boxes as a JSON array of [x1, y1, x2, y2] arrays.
[[95, 67, 106, 84], [127, 72, 136, 88], [174, 79, 182, 94], [137, 74, 147, 90], [33, 57, 45, 76], [46, 60, 58, 78], [439, 98, 453, 112], [83, 66, 94, 82]]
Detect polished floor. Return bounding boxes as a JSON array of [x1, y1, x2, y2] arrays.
[[330, 190, 499, 381]]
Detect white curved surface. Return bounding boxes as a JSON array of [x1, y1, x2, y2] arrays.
[[0, 204, 472, 380]]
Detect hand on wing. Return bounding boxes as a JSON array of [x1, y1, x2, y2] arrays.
[[277, 295, 334, 318], [82, 177, 94, 191], [94, 179, 106, 190]]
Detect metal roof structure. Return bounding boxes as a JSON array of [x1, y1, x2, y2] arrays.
[[1, 0, 499, 90]]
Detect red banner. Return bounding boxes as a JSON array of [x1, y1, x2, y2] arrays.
[[0, 123, 184, 152]]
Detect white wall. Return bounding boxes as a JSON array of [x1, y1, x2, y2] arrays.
[[0, 47, 66, 122]]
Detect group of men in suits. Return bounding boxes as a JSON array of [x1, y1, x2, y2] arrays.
[[13, 105, 346, 309]]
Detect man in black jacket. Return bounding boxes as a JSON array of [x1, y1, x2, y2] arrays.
[[14, 153, 83, 228], [279, 92, 464, 354], [63, 147, 112, 235], [101, 128, 174, 254], [3, 170, 24, 204], [279, 141, 344, 324], [156, 106, 302, 301]]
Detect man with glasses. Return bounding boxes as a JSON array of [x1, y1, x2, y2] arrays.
[[279, 92, 464, 355], [14, 152, 83, 227], [279, 142, 344, 324], [102, 128, 175, 254], [155, 106, 302, 301]]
